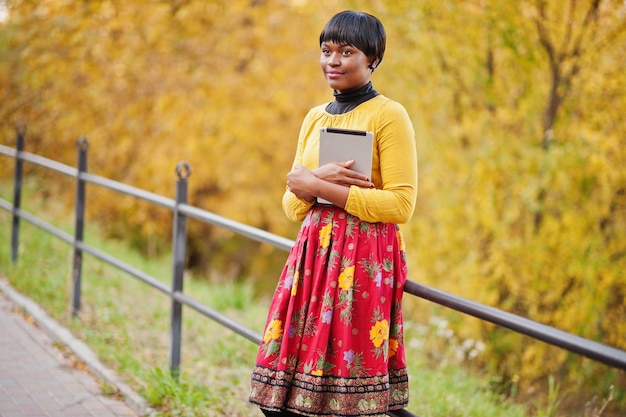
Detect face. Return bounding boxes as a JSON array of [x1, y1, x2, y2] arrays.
[[320, 41, 373, 93]]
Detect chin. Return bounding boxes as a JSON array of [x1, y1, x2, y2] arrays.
[[326, 80, 344, 90]]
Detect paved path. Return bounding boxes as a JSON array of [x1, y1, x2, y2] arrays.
[[0, 280, 146, 417]]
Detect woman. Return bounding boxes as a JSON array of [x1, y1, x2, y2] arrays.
[[250, 10, 418, 417]]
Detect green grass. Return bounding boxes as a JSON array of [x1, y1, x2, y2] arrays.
[[0, 186, 539, 417]]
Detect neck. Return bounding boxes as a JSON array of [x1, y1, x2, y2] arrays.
[[326, 82, 379, 115], [333, 82, 374, 101]]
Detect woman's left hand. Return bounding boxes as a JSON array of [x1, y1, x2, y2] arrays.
[[287, 165, 318, 203]]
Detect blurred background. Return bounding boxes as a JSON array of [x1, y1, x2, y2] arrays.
[[1, 0, 624, 414]]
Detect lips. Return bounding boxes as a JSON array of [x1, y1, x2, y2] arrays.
[[326, 71, 343, 79]]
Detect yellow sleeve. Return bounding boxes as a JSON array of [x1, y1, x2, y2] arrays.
[[344, 101, 418, 224], [281, 112, 316, 222]]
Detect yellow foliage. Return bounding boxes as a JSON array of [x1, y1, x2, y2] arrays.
[[1, 0, 625, 410]]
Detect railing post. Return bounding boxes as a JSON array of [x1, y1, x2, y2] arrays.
[[71, 137, 89, 317], [10, 123, 26, 263], [169, 161, 191, 378]]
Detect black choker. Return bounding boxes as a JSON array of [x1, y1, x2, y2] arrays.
[[326, 82, 378, 115]]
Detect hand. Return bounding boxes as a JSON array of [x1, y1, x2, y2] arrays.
[[287, 165, 318, 202], [313, 160, 374, 188]]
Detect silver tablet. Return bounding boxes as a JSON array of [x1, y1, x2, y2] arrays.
[[318, 127, 374, 204]]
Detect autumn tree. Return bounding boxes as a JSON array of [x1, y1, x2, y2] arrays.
[[1, 0, 625, 412], [384, 0, 626, 407]]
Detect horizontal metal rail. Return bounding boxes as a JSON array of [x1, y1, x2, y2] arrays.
[[404, 281, 626, 370], [0, 201, 171, 294], [6, 206, 74, 245], [0, 146, 293, 250], [179, 203, 295, 251], [0, 146, 176, 210], [3, 138, 626, 417], [0, 145, 78, 176], [75, 240, 171, 294], [172, 290, 263, 344], [79, 172, 176, 210], [0, 144, 16, 158], [0, 198, 11, 212], [3, 148, 626, 371]]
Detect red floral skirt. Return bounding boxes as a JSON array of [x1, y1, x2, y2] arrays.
[[250, 205, 409, 417]]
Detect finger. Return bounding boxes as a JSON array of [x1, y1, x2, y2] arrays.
[[345, 170, 369, 181], [337, 160, 354, 168]]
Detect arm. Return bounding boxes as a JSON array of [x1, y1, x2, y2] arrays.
[[287, 160, 373, 209], [283, 101, 418, 224], [282, 114, 317, 222], [282, 109, 375, 221], [344, 102, 418, 224]]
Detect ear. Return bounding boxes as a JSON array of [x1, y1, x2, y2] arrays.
[[368, 59, 379, 70]]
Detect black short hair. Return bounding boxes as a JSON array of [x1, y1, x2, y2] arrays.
[[319, 10, 386, 68]]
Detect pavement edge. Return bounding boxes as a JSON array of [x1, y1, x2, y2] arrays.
[[0, 278, 153, 417]]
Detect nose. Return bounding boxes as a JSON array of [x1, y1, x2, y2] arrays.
[[327, 52, 340, 66]]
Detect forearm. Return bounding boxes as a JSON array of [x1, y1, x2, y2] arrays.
[[310, 179, 350, 208], [285, 174, 350, 210], [345, 184, 417, 224], [282, 188, 314, 222]]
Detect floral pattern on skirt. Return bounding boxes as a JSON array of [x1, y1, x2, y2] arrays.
[[250, 205, 409, 417]]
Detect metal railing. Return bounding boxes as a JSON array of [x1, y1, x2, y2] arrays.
[[2, 126, 626, 417]]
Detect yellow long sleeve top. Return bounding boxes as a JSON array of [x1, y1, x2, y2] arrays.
[[282, 95, 418, 224]]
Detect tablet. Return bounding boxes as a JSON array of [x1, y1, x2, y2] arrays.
[[318, 127, 374, 204]]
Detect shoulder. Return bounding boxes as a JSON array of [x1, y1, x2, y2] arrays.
[[296, 103, 330, 141], [301, 102, 331, 125], [372, 95, 410, 117], [306, 102, 331, 117], [364, 96, 413, 132]]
